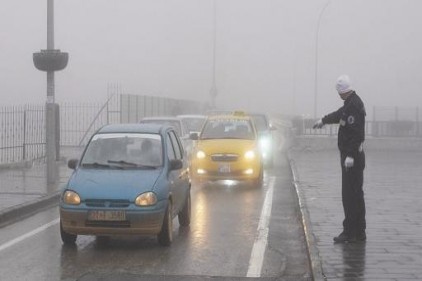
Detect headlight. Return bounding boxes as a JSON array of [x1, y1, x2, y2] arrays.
[[259, 136, 271, 151], [135, 192, 157, 206], [244, 150, 255, 160], [63, 190, 81, 205], [196, 150, 206, 159]]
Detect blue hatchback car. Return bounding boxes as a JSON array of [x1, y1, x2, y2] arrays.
[[59, 123, 191, 246]]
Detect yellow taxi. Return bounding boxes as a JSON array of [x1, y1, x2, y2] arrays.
[[189, 111, 263, 187]]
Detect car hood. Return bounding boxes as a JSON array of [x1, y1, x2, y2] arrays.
[[67, 168, 162, 200], [196, 139, 257, 155]]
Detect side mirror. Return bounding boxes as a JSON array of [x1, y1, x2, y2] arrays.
[[169, 159, 183, 171], [189, 132, 199, 140], [68, 158, 79, 170]]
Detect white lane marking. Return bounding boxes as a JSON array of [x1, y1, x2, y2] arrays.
[[247, 177, 275, 277], [0, 218, 59, 253]]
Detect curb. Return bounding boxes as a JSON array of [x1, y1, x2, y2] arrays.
[[287, 150, 326, 281], [0, 160, 34, 170], [0, 191, 61, 228]]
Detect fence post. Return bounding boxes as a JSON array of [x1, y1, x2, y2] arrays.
[[417, 106, 420, 137], [23, 108, 27, 161], [372, 106, 377, 137]]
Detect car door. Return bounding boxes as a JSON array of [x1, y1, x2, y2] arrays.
[[167, 130, 189, 215]]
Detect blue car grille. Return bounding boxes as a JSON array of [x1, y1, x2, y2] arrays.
[[211, 154, 238, 162], [85, 220, 130, 228], [85, 199, 131, 208]]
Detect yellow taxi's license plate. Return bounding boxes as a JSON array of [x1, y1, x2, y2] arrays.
[[88, 210, 126, 221], [218, 163, 231, 173]]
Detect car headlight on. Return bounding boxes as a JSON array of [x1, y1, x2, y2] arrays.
[[135, 192, 157, 206], [259, 136, 271, 151], [196, 150, 206, 159], [63, 190, 81, 205], [244, 150, 255, 160]]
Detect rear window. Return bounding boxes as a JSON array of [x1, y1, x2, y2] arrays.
[[141, 120, 182, 136]]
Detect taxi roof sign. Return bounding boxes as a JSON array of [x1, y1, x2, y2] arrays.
[[232, 110, 246, 117]]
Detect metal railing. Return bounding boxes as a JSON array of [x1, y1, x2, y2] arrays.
[[1, 94, 205, 165], [0, 105, 45, 164], [292, 118, 422, 138]]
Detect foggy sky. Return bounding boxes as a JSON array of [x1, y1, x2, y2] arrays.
[[1, 0, 422, 117]]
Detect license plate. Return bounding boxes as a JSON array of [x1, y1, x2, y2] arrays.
[[88, 210, 126, 221], [218, 163, 231, 173]]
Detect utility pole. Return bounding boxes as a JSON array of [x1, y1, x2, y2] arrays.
[[209, 0, 218, 109], [33, 0, 69, 184], [314, 0, 331, 119]]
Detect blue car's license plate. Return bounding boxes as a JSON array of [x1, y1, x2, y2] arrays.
[[88, 210, 126, 221]]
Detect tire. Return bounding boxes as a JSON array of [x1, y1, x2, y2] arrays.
[[178, 192, 191, 227], [60, 220, 77, 245], [157, 200, 173, 246]]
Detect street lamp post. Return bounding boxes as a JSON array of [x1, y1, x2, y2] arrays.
[[209, 0, 217, 109], [33, 0, 69, 184], [314, 0, 331, 119]]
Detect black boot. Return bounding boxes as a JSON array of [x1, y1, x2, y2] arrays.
[[356, 231, 366, 242], [333, 231, 356, 243]]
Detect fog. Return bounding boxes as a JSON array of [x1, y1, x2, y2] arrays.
[[1, 0, 422, 117]]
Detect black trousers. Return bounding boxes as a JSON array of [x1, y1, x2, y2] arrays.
[[340, 150, 366, 235]]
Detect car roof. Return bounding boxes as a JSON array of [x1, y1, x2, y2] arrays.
[[207, 113, 252, 121], [97, 123, 172, 135], [140, 116, 181, 122], [177, 114, 206, 119]]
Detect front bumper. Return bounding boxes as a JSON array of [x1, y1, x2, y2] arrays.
[[60, 201, 166, 236], [190, 161, 261, 182]]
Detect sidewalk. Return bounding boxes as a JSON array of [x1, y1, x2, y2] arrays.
[[0, 147, 82, 227], [289, 137, 422, 280]]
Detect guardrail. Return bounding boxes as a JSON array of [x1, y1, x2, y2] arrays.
[[292, 118, 422, 138]]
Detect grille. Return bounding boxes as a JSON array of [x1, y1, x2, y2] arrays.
[[85, 199, 131, 208], [211, 154, 238, 162], [85, 220, 131, 228]]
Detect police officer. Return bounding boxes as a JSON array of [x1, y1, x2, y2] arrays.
[[313, 75, 366, 243]]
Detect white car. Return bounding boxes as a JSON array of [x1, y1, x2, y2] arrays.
[[177, 114, 207, 135], [140, 116, 192, 156]]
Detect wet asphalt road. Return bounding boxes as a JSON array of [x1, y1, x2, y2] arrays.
[[0, 153, 310, 281]]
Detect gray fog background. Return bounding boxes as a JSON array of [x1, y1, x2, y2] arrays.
[[1, 0, 422, 117]]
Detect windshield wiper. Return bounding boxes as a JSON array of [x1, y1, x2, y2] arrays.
[[107, 160, 138, 167], [81, 162, 111, 168], [136, 164, 158, 169], [107, 160, 157, 169]]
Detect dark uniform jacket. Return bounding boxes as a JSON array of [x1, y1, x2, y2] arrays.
[[322, 92, 366, 158]]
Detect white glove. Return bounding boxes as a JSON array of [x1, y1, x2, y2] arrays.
[[344, 156, 354, 169], [313, 119, 324, 129]]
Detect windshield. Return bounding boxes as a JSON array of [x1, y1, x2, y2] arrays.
[[200, 118, 255, 140], [181, 117, 206, 132], [81, 133, 163, 168]]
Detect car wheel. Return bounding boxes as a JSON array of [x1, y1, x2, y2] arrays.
[[178, 192, 191, 227], [60, 220, 77, 245], [158, 200, 173, 246]]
